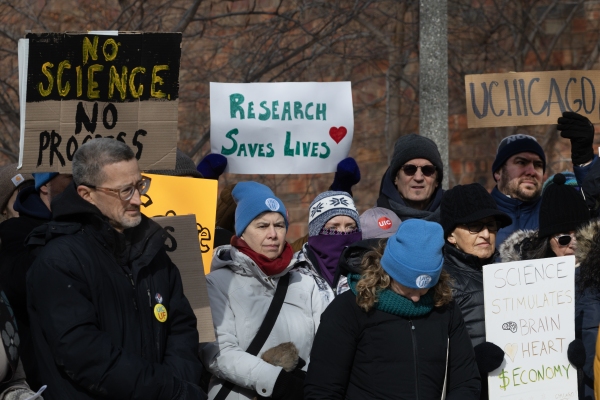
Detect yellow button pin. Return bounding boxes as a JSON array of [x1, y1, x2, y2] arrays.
[[154, 303, 167, 323]]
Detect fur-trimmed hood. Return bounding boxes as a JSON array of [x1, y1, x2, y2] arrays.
[[498, 229, 540, 262], [576, 219, 600, 267]]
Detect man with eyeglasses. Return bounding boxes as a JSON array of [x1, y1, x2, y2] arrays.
[[377, 133, 444, 222], [26, 138, 205, 399]]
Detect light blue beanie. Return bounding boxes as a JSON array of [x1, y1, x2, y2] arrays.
[[33, 172, 59, 191], [381, 219, 444, 289], [232, 182, 288, 237]]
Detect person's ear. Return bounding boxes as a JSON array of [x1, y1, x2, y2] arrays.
[[493, 170, 501, 182], [447, 233, 457, 245], [77, 185, 95, 205], [39, 183, 49, 196]]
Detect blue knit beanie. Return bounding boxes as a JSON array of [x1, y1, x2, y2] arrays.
[[33, 172, 59, 191], [232, 182, 288, 236], [308, 191, 360, 237], [381, 219, 444, 289], [492, 134, 546, 179]]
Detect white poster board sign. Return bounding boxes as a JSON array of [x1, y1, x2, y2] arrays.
[[483, 256, 576, 400], [210, 82, 354, 174]]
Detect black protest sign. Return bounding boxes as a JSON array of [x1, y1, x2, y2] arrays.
[[20, 32, 181, 172], [153, 215, 215, 342], [466, 70, 600, 128]]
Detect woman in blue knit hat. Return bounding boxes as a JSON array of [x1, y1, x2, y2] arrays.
[[200, 181, 326, 400], [304, 219, 481, 399]]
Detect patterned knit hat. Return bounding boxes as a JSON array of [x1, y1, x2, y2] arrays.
[[440, 183, 512, 238], [538, 173, 589, 238], [308, 191, 360, 237]]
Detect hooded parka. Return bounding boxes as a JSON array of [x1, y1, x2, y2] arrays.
[[26, 183, 204, 400], [201, 245, 326, 400]]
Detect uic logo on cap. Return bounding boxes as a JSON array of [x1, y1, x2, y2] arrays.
[[415, 274, 432, 288], [265, 198, 280, 211], [378, 217, 392, 230]]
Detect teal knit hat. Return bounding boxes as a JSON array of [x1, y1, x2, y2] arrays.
[[380, 219, 444, 289]]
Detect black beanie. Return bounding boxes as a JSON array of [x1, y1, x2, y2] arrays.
[[146, 149, 203, 178], [441, 183, 512, 238], [538, 173, 590, 238], [389, 133, 443, 183]]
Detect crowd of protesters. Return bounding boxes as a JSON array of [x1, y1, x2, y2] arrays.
[[0, 110, 600, 400]]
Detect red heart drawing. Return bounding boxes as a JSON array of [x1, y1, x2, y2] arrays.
[[329, 126, 347, 144]]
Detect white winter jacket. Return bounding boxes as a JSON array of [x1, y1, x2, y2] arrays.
[[201, 245, 326, 400]]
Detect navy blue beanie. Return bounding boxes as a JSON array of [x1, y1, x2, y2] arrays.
[[492, 134, 546, 179], [381, 219, 444, 289], [33, 172, 59, 191], [232, 182, 288, 236]]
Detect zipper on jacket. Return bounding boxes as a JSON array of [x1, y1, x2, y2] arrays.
[[126, 273, 138, 310], [410, 320, 420, 400], [146, 288, 152, 308]]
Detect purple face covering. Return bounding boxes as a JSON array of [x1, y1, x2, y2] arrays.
[[307, 231, 362, 286]]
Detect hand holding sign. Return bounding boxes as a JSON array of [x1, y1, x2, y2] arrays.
[[557, 111, 595, 165]]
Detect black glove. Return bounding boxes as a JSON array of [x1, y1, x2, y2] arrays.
[[567, 338, 586, 369], [474, 342, 505, 374], [270, 369, 304, 400], [557, 111, 595, 165]]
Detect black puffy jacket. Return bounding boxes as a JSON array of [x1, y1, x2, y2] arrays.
[[305, 290, 480, 400], [26, 183, 204, 400], [442, 243, 495, 348]]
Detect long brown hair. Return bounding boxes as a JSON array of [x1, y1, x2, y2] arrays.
[[355, 243, 453, 312]]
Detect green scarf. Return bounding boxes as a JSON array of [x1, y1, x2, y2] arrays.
[[348, 273, 434, 317]]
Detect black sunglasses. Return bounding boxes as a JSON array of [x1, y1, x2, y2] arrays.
[[463, 220, 499, 234], [400, 164, 437, 177], [554, 234, 575, 246]]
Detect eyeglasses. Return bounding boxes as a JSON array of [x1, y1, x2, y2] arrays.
[[554, 233, 576, 246], [463, 220, 499, 234], [82, 176, 151, 201], [399, 164, 437, 177]]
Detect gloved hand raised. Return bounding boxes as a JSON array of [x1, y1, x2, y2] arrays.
[[474, 342, 505, 374], [557, 111, 595, 165], [329, 157, 361, 195], [197, 154, 228, 180]]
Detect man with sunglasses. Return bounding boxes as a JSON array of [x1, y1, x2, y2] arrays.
[[26, 138, 205, 399], [377, 133, 444, 222]]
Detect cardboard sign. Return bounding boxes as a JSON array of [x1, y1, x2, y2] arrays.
[[18, 32, 181, 173], [141, 174, 217, 274], [153, 215, 215, 342], [466, 70, 600, 128], [483, 256, 577, 399], [210, 82, 354, 174]]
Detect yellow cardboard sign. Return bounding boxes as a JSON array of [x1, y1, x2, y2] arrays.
[[142, 174, 218, 273], [465, 70, 600, 128]]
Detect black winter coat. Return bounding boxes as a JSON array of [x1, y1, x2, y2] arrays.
[[26, 183, 204, 400], [442, 243, 494, 348], [0, 186, 52, 390], [304, 290, 480, 400]]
